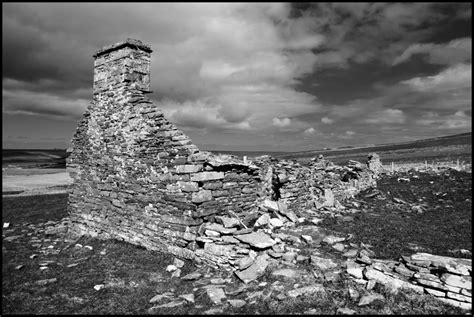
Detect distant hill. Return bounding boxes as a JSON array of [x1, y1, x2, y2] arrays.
[[208, 150, 290, 159], [276, 132, 472, 165], [3, 132, 471, 168], [2, 149, 68, 168]]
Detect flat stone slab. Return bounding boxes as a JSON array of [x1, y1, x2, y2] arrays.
[[287, 284, 325, 298], [311, 255, 338, 271], [346, 266, 364, 279], [191, 172, 224, 182], [215, 216, 240, 228], [235, 254, 269, 284], [437, 297, 472, 310], [322, 235, 346, 245], [276, 201, 298, 222], [262, 199, 279, 212], [206, 287, 226, 305], [234, 232, 276, 249], [272, 268, 300, 279], [364, 267, 424, 294], [236, 256, 255, 270], [441, 273, 472, 290], [191, 190, 213, 203], [175, 164, 202, 174], [206, 223, 237, 234], [408, 253, 472, 276], [227, 299, 246, 308], [358, 293, 385, 306], [269, 218, 284, 228]]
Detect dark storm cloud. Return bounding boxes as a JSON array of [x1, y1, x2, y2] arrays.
[[2, 2, 471, 150], [2, 14, 62, 82], [303, 2, 471, 69]]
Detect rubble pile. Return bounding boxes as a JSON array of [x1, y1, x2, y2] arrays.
[[345, 251, 472, 310]]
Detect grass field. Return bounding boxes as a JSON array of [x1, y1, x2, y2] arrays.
[[2, 132, 471, 314], [2, 168, 470, 314]]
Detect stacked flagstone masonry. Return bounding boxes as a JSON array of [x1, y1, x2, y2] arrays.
[[346, 251, 472, 310], [67, 39, 380, 268]]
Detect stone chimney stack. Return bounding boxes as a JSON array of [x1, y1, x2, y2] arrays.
[[92, 38, 153, 95]]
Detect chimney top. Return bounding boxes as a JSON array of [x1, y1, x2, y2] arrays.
[[93, 38, 152, 58]]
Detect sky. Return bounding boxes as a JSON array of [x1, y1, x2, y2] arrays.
[[2, 2, 472, 151]]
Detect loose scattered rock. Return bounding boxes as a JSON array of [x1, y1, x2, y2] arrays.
[[150, 292, 174, 303], [206, 287, 226, 305], [336, 307, 357, 315], [149, 301, 184, 309], [93, 284, 105, 291], [311, 255, 338, 271], [35, 278, 57, 286], [227, 299, 246, 308], [166, 265, 178, 272], [272, 268, 300, 279], [235, 254, 270, 284], [173, 258, 185, 268], [358, 293, 385, 306], [287, 284, 325, 298], [234, 232, 276, 249], [179, 293, 195, 303]]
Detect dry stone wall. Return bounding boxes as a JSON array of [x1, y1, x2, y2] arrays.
[[67, 39, 381, 268], [346, 252, 472, 310]]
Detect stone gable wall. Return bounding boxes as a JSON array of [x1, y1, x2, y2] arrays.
[[67, 39, 378, 267]]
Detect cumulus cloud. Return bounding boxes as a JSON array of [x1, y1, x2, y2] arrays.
[[272, 117, 292, 128], [392, 37, 471, 66], [2, 2, 471, 150], [321, 117, 334, 124], [303, 127, 315, 135], [401, 63, 471, 93], [416, 110, 471, 129], [317, 59, 470, 143], [3, 3, 323, 133], [307, 3, 472, 68], [365, 109, 406, 124]]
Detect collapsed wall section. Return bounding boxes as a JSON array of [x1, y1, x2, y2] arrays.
[[67, 39, 381, 269], [67, 39, 266, 263]]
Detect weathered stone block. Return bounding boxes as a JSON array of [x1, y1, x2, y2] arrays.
[[234, 254, 269, 284], [234, 232, 276, 249], [203, 181, 223, 190], [191, 172, 225, 182], [177, 181, 199, 192], [446, 291, 471, 303], [176, 164, 203, 174], [441, 273, 472, 290], [191, 190, 213, 203]]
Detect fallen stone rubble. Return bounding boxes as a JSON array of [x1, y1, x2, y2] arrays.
[[345, 251, 472, 310], [4, 205, 472, 313]]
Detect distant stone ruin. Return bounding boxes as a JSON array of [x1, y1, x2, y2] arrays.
[[67, 39, 380, 268]]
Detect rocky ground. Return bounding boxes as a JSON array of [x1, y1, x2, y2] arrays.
[[2, 167, 471, 314]]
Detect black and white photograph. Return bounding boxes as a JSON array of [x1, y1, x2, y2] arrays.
[[2, 2, 472, 315]]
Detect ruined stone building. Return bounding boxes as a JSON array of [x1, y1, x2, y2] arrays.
[[67, 39, 378, 269]]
